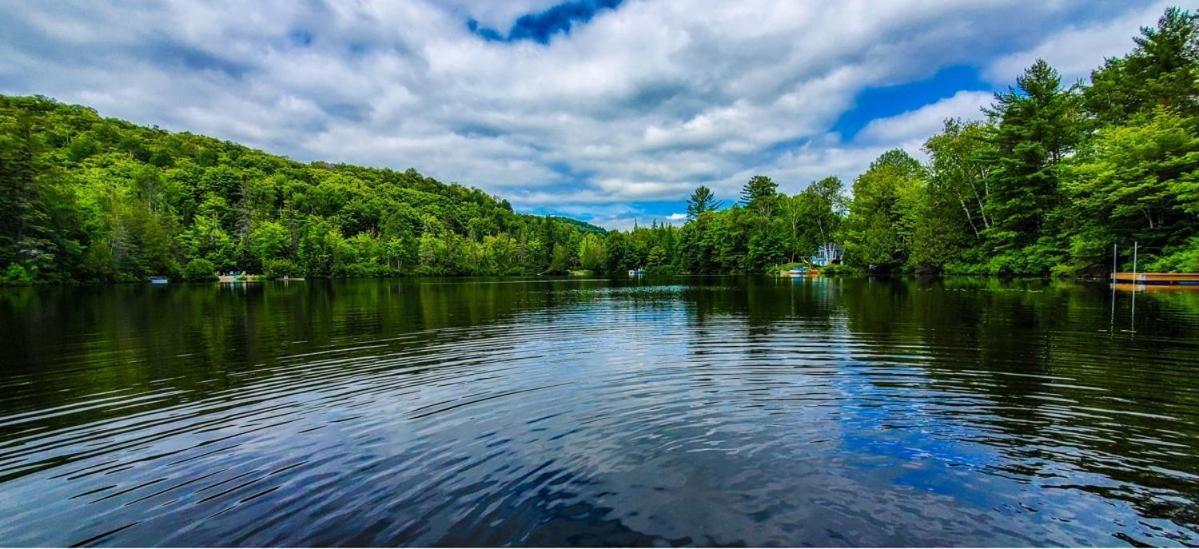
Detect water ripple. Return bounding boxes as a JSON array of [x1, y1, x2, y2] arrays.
[[0, 278, 1197, 545]]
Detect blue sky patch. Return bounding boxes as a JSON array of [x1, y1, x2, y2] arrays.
[[832, 65, 994, 140], [469, 0, 623, 44]]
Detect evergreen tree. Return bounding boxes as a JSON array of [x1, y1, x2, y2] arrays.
[[740, 175, 779, 217], [686, 185, 718, 218], [1086, 7, 1199, 124], [982, 59, 1082, 269]]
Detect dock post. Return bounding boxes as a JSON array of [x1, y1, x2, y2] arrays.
[[1110, 243, 1116, 335], [1130, 242, 1138, 336], [1132, 242, 1138, 281], [1112, 243, 1117, 279]]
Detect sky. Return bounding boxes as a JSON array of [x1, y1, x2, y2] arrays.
[[0, 0, 1193, 229]]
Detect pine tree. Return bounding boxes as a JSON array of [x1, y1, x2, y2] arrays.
[[740, 175, 778, 217], [1086, 7, 1199, 123], [982, 60, 1082, 260], [686, 186, 718, 218]]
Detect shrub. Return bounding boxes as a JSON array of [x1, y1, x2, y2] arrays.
[[1, 264, 34, 285], [262, 258, 301, 279], [819, 263, 859, 275], [1146, 237, 1199, 273], [182, 258, 216, 282]]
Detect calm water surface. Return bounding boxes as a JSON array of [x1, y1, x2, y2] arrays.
[[1, 277, 1198, 546]]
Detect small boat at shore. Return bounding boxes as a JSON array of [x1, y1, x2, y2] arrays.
[[148, 276, 168, 284]]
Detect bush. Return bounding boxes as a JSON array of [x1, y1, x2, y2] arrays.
[[262, 258, 301, 279], [1, 264, 34, 285], [819, 263, 859, 275], [182, 258, 216, 281], [1146, 237, 1199, 273], [645, 264, 678, 277]]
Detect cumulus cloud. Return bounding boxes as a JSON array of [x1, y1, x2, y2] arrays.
[[0, 0, 1164, 228], [984, 0, 1180, 84], [855, 91, 993, 146]]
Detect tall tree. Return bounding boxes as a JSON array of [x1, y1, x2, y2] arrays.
[[800, 176, 845, 249], [1086, 7, 1199, 124], [924, 119, 994, 240], [982, 59, 1082, 263], [578, 233, 608, 271], [1064, 109, 1199, 270], [843, 150, 924, 270], [740, 175, 778, 217], [686, 185, 719, 218]]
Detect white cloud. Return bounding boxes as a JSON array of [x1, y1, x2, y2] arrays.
[[856, 91, 993, 145], [984, 0, 1183, 84], [0, 0, 1165, 223]]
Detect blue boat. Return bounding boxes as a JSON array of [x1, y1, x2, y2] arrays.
[[149, 276, 169, 284]]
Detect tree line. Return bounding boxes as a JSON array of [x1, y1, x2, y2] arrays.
[[596, 7, 1199, 276], [0, 96, 611, 284]]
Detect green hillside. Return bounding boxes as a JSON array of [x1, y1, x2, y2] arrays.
[[0, 95, 603, 283]]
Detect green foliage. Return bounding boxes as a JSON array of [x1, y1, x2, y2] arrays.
[[2, 264, 33, 285], [182, 258, 216, 281], [0, 95, 599, 283], [249, 221, 291, 265], [981, 59, 1082, 262], [818, 263, 858, 275], [686, 186, 718, 218], [843, 150, 924, 271], [780, 176, 845, 262], [262, 258, 301, 279], [1146, 237, 1199, 272], [1063, 109, 1199, 272], [747, 232, 787, 273], [740, 175, 779, 217], [1085, 7, 1199, 124], [548, 243, 572, 274], [578, 233, 607, 271]]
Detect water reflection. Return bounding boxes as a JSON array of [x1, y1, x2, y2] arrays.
[[0, 277, 1198, 546]]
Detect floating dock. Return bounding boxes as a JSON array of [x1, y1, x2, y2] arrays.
[[1111, 272, 1199, 286]]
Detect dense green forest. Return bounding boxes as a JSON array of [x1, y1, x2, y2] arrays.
[[595, 7, 1199, 276], [0, 96, 607, 283], [2, 7, 1197, 284]]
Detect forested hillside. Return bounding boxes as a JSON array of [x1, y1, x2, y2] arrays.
[[592, 7, 1199, 276], [0, 96, 604, 283]]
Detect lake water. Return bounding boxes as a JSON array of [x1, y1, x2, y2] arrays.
[[1, 277, 1198, 546]]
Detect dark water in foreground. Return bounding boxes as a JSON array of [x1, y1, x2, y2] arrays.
[[1, 277, 1199, 546]]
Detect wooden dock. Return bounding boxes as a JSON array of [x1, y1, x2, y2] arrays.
[[1111, 272, 1199, 286]]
